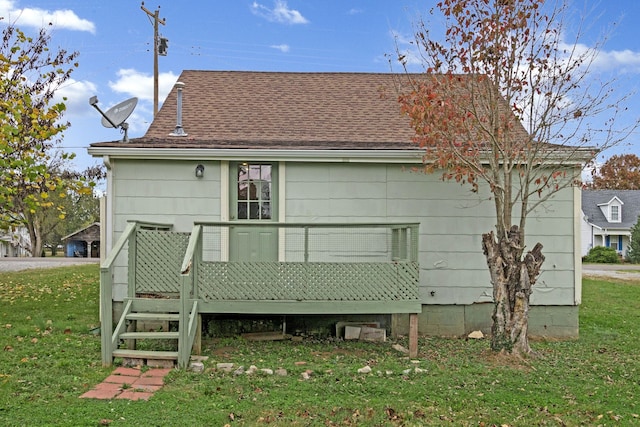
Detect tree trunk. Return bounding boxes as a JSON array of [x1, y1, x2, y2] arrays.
[[26, 215, 44, 258], [482, 226, 545, 355]]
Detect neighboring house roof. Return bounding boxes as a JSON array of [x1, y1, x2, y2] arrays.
[[582, 190, 640, 230], [90, 70, 534, 152], [62, 222, 101, 242]]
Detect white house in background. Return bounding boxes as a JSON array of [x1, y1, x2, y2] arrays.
[[581, 190, 640, 257], [0, 226, 31, 257]]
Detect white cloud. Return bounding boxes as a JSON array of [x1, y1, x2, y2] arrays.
[[348, 8, 363, 16], [108, 68, 179, 103], [0, 0, 96, 33], [270, 44, 290, 53], [55, 78, 98, 117], [389, 30, 424, 69], [251, 0, 309, 25], [567, 42, 640, 74]]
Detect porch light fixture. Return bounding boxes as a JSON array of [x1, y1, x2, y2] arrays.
[[195, 164, 205, 178]]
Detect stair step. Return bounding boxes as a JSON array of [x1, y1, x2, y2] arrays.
[[112, 349, 178, 360], [119, 331, 179, 340], [126, 312, 180, 321], [128, 298, 180, 313]]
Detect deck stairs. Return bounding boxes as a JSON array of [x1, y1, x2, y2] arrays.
[[110, 297, 198, 366]]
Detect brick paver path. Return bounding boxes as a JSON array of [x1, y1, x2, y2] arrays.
[[80, 367, 172, 401]]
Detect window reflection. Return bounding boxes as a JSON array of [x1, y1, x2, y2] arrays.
[[237, 164, 273, 220]]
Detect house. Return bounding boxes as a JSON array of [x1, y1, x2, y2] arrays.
[[581, 189, 640, 257], [62, 222, 101, 258], [0, 225, 30, 257], [88, 71, 584, 367]]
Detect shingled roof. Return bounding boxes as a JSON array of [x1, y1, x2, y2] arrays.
[[582, 190, 640, 230], [90, 71, 423, 150]]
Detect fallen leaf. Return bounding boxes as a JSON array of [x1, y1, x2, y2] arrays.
[[3, 345, 13, 352], [4, 324, 11, 329]]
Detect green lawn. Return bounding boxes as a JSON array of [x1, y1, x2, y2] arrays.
[[1, 265, 638, 426]]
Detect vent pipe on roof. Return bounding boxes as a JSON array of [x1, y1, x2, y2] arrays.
[[169, 81, 188, 137]]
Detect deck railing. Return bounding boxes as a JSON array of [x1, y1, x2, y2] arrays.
[[180, 222, 420, 314]]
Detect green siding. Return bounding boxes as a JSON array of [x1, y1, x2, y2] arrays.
[[110, 160, 222, 301], [108, 160, 578, 308], [285, 162, 578, 307]]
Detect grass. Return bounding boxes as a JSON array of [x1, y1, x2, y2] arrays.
[[0, 265, 639, 426]]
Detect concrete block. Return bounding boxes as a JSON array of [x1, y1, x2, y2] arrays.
[[344, 326, 361, 340], [336, 321, 380, 337], [359, 326, 386, 342]]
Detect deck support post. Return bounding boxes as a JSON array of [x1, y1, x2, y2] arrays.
[[193, 314, 202, 355], [409, 313, 418, 358]]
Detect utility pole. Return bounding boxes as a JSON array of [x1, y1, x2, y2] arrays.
[[141, 2, 165, 117]]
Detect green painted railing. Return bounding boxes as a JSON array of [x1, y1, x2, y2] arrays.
[[100, 221, 173, 366], [180, 222, 421, 315]]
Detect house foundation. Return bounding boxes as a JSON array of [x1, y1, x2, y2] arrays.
[[392, 304, 579, 339]]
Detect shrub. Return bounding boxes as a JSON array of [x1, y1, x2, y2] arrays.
[[584, 246, 620, 263]]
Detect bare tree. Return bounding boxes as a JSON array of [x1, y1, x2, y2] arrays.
[[396, 0, 636, 354]]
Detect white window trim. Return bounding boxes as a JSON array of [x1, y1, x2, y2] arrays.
[[609, 205, 621, 223]]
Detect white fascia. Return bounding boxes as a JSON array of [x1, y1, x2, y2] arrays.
[[87, 147, 425, 164]]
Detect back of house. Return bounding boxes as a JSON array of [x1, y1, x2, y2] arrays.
[[89, 71, 583, 339]]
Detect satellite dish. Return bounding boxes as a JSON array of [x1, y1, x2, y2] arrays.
[[89, 96, 138, 142], [101, 97, 138, 128]]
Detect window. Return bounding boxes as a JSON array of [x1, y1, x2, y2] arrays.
[[610, 205, 620, 222], [608, 236, 622, 251], [236, 163, 272, 220]]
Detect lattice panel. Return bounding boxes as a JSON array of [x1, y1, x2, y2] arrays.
[[197, 261, 419, 302], [135, 230, 190, 294]]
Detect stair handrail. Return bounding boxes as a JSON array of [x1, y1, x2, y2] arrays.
[[100, 220, 174, 366], [178, 224, 202, 368], [180, 224, 203, 275], [100, 221, 136, 366]]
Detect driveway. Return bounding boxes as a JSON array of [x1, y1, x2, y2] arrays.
[[0, 257, 99, 273], [582, 263, 640, 281]]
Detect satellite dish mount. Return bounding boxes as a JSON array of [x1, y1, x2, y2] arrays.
[[89, 96, 138, 142]]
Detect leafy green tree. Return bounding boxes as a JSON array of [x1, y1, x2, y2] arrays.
[[626, 218, 640, 264], [39, 166, 104, 256], [397, 0, 636, 354], [0, 24, 92, 256]]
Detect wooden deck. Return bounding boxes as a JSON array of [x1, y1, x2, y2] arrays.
[[100, 221, 421, 368]]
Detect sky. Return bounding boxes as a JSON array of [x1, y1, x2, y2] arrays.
[[1, 0, 640, 173]]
